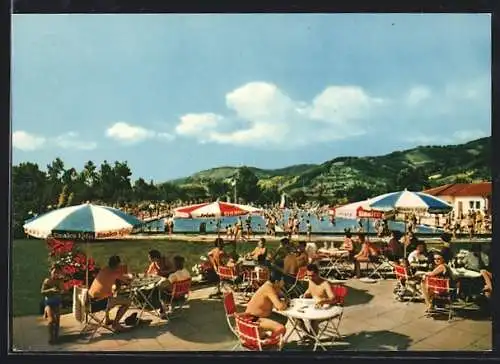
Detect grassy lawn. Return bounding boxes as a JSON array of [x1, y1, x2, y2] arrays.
[[11, 238, 280, 317]]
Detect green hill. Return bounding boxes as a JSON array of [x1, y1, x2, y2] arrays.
[[168, 137, 490, 202]]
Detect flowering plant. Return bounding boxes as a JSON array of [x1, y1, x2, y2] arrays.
[[46, 238, 99, 291]]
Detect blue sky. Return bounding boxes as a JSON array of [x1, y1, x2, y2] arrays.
[[12, 14, 491, 182]]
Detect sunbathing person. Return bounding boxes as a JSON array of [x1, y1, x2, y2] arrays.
[[40, 265, 64, 344], [301, 263, 336, 336], [247, 238, 268, 261], [244, 270, 288, 339], [88, 255, 132, 332]]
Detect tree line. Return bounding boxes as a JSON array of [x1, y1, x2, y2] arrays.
[[12, 157, 441, 238]]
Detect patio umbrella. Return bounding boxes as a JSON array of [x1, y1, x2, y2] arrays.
[[23, 202, 144, 286], [173, 201, 263, 237], [330, 200, 386, 234], [368, 189, 453, 256]]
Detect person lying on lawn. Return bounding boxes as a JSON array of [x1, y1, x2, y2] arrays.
[[88, 255, 132, 332]]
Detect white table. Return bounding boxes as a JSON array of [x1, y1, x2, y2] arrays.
[[129, 276, 165, 319], [275, 298, 343, 351], [316, 250, 350, 278], [451, 268, 482, 279]]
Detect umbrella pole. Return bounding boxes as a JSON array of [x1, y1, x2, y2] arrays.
[[86, 241, 89, 288]]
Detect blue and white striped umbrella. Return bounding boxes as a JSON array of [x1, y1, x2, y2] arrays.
[[23, 203, 143, 240], [368, 190, 453, 214]]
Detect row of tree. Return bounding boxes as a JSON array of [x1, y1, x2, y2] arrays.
[[12, 157, 441, 238]]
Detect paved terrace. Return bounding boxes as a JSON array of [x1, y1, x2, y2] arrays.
[[12, 279, 491, 352]]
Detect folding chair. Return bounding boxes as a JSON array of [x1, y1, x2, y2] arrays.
[[162, 278, 191, 319], [223, 291, 241, 350], [367, 254, 394, 280], [233, 314, 283, 351], [329, 284, 348, 339], [424, 276, 456, 321], [243, 268, 269, 297], [393, 265, 421, 303], [75, 286, 114, 342], [286, 266, 308, 298], [218, 266, 243, 293]]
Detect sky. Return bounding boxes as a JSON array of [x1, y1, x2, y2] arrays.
[[11, 14, 491, 182]]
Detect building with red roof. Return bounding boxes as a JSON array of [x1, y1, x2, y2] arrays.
[[423, 182, 491, 218]]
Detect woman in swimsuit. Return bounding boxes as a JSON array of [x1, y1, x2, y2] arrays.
[[41, 265, 64, 344]]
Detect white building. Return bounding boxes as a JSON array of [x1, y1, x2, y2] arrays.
[[424, 182, 491, 219]]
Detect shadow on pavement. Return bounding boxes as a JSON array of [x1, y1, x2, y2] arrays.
[[343, 286, 374, 307], [336, 330, 412, 351], [167, 298, 235, 344]]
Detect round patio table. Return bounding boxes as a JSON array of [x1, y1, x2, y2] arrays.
[[274, 298, 342, 351]]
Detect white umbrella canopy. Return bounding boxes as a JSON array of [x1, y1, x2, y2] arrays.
[[330, 200, 385, 220], [23, 203, 143, 239], [173, 201, 263, 219], [23, 203, 144, 286]]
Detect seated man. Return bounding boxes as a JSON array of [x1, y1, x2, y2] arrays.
[[295, 241, 309, 269], [145, 249, 170, 277], [269, 238, 290, 269], [301, 263, 335, 335], [283, 246, 299, 277], [244, 270, 288, 339], [386, 231, 404, 262], [407, 243, 429, 267], [159, 255, 191, 318], [88, 255, 132, 332]]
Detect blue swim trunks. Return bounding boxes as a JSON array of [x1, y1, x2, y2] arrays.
[[44, 296, 62, 308]]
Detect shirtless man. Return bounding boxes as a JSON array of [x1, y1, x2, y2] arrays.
[[301, 263, 335, 335], [244, 271, 288, 338], [88, 255, 132, 332], [207, 238, 225, 271]]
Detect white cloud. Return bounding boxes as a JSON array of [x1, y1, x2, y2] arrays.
[[452, 129, 489, 142], [12, 130, 98, 151], [106, 122, 155, 143], [174, 82, 384, 149], [54, 132, 97, 150], [156, 132, 175, 141], [406, 86, 432, 106], [175, 113, 222, 137], [12, 130, 46, 151]]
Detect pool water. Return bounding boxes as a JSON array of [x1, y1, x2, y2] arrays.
[[142, 210, 443, 235]]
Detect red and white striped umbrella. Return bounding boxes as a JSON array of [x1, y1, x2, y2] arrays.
[[173, 201, 263, 219]]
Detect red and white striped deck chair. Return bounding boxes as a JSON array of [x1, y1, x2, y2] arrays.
[[223, 291, 242, 350], [234, 314, 283, 351], [164, 278, 191, 319], [424, 276, 456, 321], [286, 266, 308, 297], [217, 265, 242, 292], [329, 284, 349, 339], [393, 265, 420, 303]]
